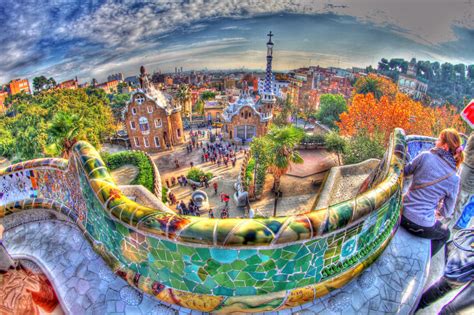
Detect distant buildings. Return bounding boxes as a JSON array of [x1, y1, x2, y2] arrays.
[[123, 66, 184, 152], [0, 78, 31, 112], [0, 91, 8, 113], [204, 99, 225, 123], [107, 73, 124, 82], [397, 59, 428, 100], [124, 76, 139, 87], [8, 78, 31, 95], [58, 78, 79, 90], [97, 80, 120, 94], [287, 66, 352, 111]]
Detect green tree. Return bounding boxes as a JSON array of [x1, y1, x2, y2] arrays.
[[273, 97, 294, 126], [354, 76, 383, 99], [45, 111, 82, 158], [32, 76, 56, 92], [200, 91, 216, 100], [110, 93, 130, 121], [249, 137, 272, 197], [316, 94, 347, 129], [0, 88, 116, 160], [324, 131, 347, 165], [176, 84, 191, 117], [343, 131, 385, 165], [266, 125, 304, 193]]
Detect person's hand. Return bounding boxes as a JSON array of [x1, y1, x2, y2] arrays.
[[435, 210, 442, 220], [0, 224, 4, 240]]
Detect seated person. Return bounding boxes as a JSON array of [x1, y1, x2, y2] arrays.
[[402, 128, 464, 257], [416, 228, 473, 314]]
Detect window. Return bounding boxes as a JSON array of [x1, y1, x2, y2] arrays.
[[144, 137, 149, 147], [135, 95, 145, 105], [130, 121, 136, 129], [147, 106, 153, 113], [131, 107, 137, 115], [154, 119, 162, 128], [177, 128, 181, 138], [154, 136, 161, 147], [139, 117, 150, 134], [134, 137, 140, 146]]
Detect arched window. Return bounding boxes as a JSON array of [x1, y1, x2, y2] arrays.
[[154, 119, 162, 128], [139, 117, 150, 134]]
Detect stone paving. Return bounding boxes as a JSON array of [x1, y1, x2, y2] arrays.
[[2, 211, 443, 315], [150, 132, 335, 218]]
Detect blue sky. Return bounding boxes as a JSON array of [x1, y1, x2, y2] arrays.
[[0, 0, 473, 84]]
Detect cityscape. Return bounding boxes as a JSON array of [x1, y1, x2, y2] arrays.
[[0, 1, 473, 315]]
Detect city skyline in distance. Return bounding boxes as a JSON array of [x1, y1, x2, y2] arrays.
[[1, 1, 473, 84]]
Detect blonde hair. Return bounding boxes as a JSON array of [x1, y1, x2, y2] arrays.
[[439, 128, 464, 168]]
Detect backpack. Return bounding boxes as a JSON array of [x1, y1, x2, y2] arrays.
[[444, 228, 474, 283]]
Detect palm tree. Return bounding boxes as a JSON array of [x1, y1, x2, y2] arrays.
[[176, 84, 191, 120], [266, 125, 305, 193], [355, 76, 383, 99], [46, 112, 82, 158]]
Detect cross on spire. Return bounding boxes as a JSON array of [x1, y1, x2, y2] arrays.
[[267, 31, 273, 42]]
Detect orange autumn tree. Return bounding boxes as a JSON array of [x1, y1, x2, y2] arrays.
[[429, 105, 468, 136], [338, 92, 434, 143]]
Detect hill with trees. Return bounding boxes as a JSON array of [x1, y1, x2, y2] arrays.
[[377, 57, 474, 108]]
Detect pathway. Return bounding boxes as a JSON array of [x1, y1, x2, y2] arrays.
[[110, 164, 139, 185]]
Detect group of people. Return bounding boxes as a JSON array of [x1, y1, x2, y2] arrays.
[[201, 141, 238, 168], [401, 128, 472, 313], [207, 207, 229, 219], [176, 199, 201, 216], [165, 175, 188, 188]]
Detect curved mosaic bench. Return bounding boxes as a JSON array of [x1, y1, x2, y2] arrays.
[[1, 128, 409, 313]]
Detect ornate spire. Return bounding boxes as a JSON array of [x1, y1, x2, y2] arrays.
[[263, 31, 276, 103]]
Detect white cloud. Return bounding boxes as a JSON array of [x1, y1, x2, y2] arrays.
[[0, 0, 473, 83]]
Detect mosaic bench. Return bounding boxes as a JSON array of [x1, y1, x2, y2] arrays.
[[1, 128, 435, 313]]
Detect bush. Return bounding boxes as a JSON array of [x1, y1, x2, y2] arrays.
[[301, 133, 326, 145], [244, 158, 255, 188], [162, 186, 168, 203], [101, 151, 155, 193], [343, 132, 385, 164], [187, 167, 213, 182]]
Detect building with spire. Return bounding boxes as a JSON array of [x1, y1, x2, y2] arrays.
[[122, 66, 184, 152], [222, 32, 276, 142]]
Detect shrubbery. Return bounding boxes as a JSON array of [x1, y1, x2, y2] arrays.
[[186, 167, 213, 182], [244, 158, 255, 188], [101, 151, 155, 193], [343, 132, 385, 165], [301, 133, 326, 145], [162, 187, 168, 203]]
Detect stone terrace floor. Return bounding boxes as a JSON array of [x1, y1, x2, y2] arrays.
[[143, 131, 337, 218]]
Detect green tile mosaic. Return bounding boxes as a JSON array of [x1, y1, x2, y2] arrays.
[[0, 129, 413, 313]]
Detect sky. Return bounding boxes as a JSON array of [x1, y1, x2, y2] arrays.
[[0, 0, 473, 84]]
